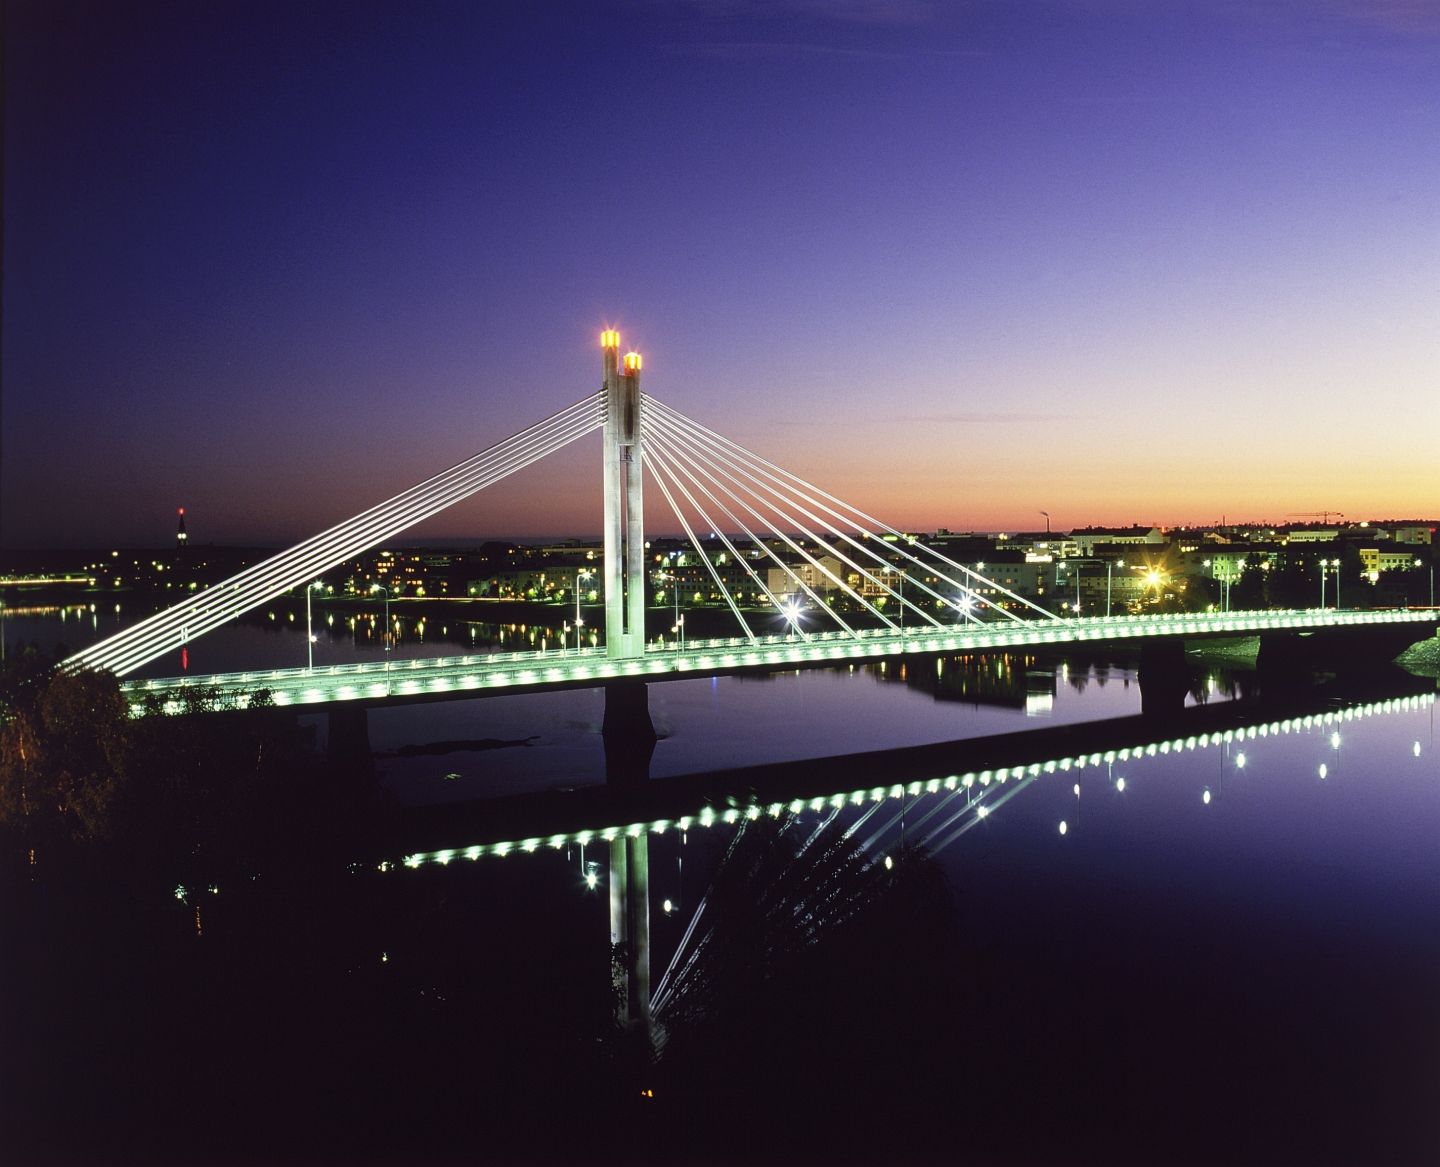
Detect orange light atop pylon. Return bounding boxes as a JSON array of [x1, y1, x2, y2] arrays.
[[600, 329, 621, 350], [623, 351, 642, 373]]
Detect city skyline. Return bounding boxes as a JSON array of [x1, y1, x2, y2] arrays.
[[4, 0, 1438, 548]]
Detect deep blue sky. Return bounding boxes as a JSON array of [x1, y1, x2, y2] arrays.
[[5, 0, 1437, 547]]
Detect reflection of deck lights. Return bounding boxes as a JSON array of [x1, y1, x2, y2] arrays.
[[380, 691, 1436, 872]]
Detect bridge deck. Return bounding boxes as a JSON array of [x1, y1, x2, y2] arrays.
[[121, 609, 1437, 713]]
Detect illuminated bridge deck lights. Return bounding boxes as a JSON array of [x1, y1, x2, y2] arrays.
[[121, 609, 1437, 714]]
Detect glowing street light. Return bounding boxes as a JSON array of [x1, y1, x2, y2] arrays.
[[1415, 557, 1434, 608], [1201, 558, 1228, 612], [1318, 558, 1341, 610], [370, 584, 392, 656], [574, 568, 593, 652], [305, 581, 324, 670], [783, 599, 803, 638]]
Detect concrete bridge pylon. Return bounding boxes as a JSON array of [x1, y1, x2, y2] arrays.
[[601, 331, 646, 660]]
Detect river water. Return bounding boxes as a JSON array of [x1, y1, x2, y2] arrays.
[[4, 605, 1439, 1165]]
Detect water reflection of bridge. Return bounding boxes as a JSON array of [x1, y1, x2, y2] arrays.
[[380, 676, 1435, 1034], [386, 683, 1435, 870]]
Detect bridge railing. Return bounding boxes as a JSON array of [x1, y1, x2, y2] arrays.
[[123, 607, 1436, 700]]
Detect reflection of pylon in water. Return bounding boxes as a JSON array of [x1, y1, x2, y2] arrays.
[[182, 645, 188, 672]]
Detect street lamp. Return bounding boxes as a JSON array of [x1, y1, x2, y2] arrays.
[[1202, 559, 1229, 613], [666, 572, 685, 650], [1415, 558, 1434, 608], [575, 568, 593, 652], [305, 581, 324, 670], [370, 584, 391, 656], [1319, 558, 1341, 610], [1106, 559, 1125, 617], [953, 592, 977, 624], [1142, 567, 1166, 609], [783, 599, 802, 639]]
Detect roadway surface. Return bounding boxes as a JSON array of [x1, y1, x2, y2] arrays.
[[121, 608, 1438, 713]]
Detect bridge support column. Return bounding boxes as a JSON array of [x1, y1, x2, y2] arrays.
[[1257, 631, 1317, 682], [1139, 639, 1190, 719], [601, 331, 646, 660], [602, 680, 657, 784], [609, 830, 652, 1041], [327, 705, 371, 763]]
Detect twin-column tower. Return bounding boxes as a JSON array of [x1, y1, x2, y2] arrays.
[[600, 330, 646, 659]]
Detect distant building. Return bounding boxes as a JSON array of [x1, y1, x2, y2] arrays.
[[1358, 547, 1422, 576], [1070, 526, 1165, 556], [766, 555, 846, 597]]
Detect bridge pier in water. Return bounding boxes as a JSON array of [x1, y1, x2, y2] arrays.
[[1256, 630, 1321, 680], [1139, 639, 1191, 718], [602, 680, 657, 784], [327, 705, 371, 763]]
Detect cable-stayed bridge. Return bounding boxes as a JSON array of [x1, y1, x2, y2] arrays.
[[65, 331, 1438, 712]]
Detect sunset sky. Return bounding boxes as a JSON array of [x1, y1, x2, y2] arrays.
[[4, 0, 1437, 548]]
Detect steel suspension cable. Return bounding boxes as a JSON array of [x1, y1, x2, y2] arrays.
[[645, 424, 849, 637], [644, 422, 862, 637], [643, 427, 821, 639], [84, 400, 601, 676], [647, 409, 916, 631], [644, 433, 796, 630], [69, 393, 604, 675], [643, 441, 757, 644], [645, 397, 1054, 621], [646, 400, 1021, 624]]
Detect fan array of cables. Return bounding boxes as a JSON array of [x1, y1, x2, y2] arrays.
[[641, 395, 1055, 644], [66, 393, 605, 678], [66, 386, 1056, 679], [650, 771, 1031, 1039]]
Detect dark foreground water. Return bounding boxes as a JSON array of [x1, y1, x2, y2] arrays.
[[3, 611, 1439, 1165]]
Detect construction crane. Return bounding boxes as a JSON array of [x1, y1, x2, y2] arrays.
[[1287, 512, 1344, 524]]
